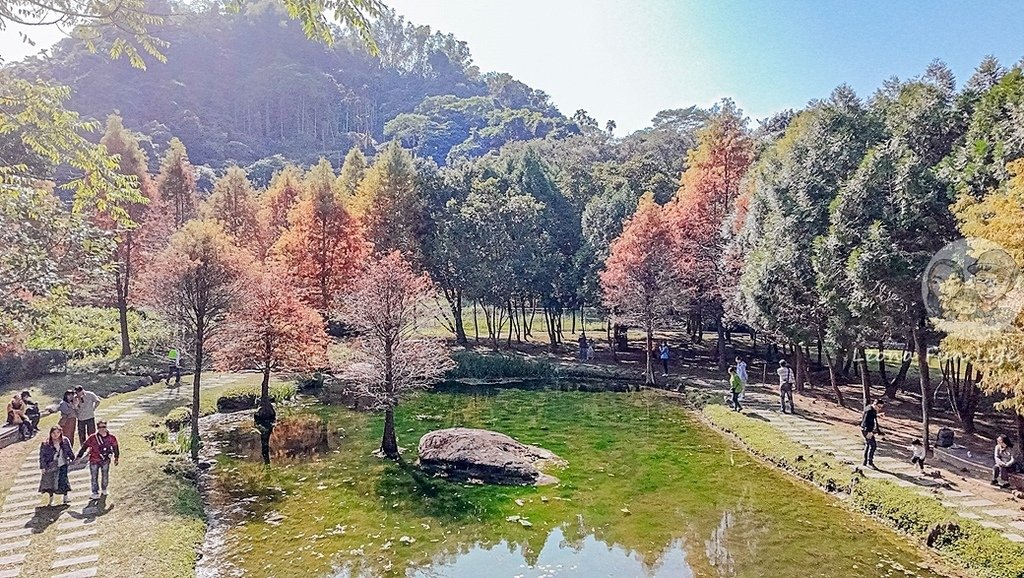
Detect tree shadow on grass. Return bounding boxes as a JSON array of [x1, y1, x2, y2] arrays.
[[376, 457, 498, 522]]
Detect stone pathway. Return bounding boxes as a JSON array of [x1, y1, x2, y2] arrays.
[[739, 390, 1024, 544], [0, 373, 245, 577]]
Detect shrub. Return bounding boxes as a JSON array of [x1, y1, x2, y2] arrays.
[[164, 407, 192, 432], [27, 305, 163, 360], [271, 414, 328, 458], [215, 381, 298, 413], [447, 351, 555, 380]]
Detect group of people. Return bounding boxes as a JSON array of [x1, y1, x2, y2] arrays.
[[6, 390, 41, 440], [577, 335, 596, 361], [7, 385, 121, 506]]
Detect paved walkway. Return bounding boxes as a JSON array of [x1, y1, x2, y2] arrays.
[[0, 373, 245, 578], [738, 390, 1024, 544]]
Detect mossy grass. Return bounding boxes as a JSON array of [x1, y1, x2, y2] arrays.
[[704, 404, 1024, 578], [204, 389, 956, 577]]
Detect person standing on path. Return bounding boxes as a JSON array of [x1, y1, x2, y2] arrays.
[[578, 334, 587, 361], [76, 420, 119, 499], [735, 356, 748, 386], [992, 435, 1016, 488], [776, 360, 795, 413], [860, 399, 885, 469], [659, 342, 670, 376], [74, 385, 101, 445], [728, 366, 744, 412], [39, 425, 74, 506], [57, 389, 79, 449]]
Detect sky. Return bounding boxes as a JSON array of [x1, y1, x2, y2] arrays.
[[4, 0, 1024, 134]]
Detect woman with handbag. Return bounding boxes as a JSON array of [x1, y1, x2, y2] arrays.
[[39, 425, 75, 506]]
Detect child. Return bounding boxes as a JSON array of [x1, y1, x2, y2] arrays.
[[728, 366, 744, 412], [910, 439, 925, 472]]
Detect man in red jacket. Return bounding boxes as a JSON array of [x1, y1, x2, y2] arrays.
[[75, 420, 119, 500]]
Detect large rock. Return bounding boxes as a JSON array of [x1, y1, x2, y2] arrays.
[[417, 428, 566, 486]]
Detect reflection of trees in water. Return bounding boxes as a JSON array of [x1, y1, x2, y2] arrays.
[[704, 511, 735, 576]]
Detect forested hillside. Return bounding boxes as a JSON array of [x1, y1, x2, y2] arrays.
[[10, 0, 578, 172]]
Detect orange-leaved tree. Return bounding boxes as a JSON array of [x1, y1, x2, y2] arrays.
[[216, 263, 327, 463], [600, 193, 679, 385], [272, 158, 368, 316], [666, 100, 753, 368], [142, 220, 250, 461], [259, 164, 304, 251], [95, 114, 166, 357], [339, 251, 454, 459]]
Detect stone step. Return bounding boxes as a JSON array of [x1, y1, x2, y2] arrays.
[[0, 567, 21, 578], [57, 530, 96, 542], [51, 554, 99, 570], [55, 541, 99, 555], [51, 569, 96, 578], [0, 530, 29, 543], [0, 541, 28, 554], [0, 553, 26, 567]]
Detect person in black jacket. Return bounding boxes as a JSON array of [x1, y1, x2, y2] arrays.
[[861, 399, 885, 469]]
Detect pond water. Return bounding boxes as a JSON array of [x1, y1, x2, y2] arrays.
[[199, 390, 956, 578]]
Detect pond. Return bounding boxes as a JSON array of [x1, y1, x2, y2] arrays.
[[198, 389, 956, 578]]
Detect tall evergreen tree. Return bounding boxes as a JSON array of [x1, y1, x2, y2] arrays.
[[352, 142, 423, 261], [156, 138, 198, 228]]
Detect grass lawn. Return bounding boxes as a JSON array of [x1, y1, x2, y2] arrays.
[[204, 388, 958, 578]]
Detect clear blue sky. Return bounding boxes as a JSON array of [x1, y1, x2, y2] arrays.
[[4, 0, 1024, 134]]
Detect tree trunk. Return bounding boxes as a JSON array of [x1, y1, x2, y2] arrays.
[[857, 346, 871, 406], [381, 406, 399, 459], [842, 348, 854, 378], [451, 291, 467, 345], [472, 300, 480, 343], [117, 295, 132, 358], [190, 323, 204, 463], [877, 341, 888, 391], [261, 365, 271, 405], [716, 320, 727, 371], [645, 326, 655, 386], [912, 326, 933, 456], [824, 350, 846, 407]]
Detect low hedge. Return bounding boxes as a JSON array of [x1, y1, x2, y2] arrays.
[[215, 381, 298, 413], [704, 404, 1024, 578], [447, 351, 555, 380]]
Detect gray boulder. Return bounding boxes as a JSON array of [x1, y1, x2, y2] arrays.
[[417, 428, 566, 486]]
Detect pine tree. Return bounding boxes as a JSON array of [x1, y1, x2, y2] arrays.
[[352, 141, 422, 260]]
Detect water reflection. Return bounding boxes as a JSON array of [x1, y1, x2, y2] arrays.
[[331, 527, 695, 578], [704, 512, 734, 576]]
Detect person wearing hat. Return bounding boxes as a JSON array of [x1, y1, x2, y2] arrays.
[[76, 419, 119, 499], [20, 391, 40, 434], [74, 385, 101, 446]]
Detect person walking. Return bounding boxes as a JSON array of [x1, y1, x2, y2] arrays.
[[659, 342, 670, 376], [74, 385, 101, 446], [76, 420, 119, 499], [776, 360, 795, 413], [909, 439, 926, 472], [992, 435, 1016, 488], [860, 399, 885, 469], [39, 425, 74, 506], [728, 366, 744, 412], [166, 347, 182, 387], [57, 389, 79, 449], [735, 356, 748, 386]]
